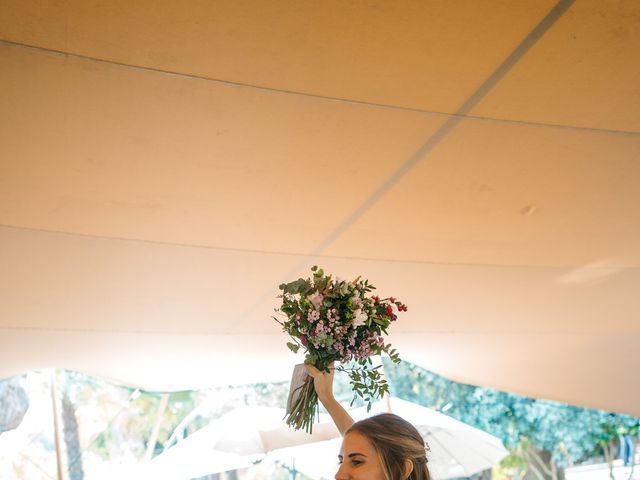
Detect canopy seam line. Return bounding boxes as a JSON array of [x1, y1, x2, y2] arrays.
[[1, 36, 636, 137], [0, 326, 630, 336], [3, 224, 631, 270]]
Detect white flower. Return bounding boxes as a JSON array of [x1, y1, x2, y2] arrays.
[[352, 308, 368, 328]]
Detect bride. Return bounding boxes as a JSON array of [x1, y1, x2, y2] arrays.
[[305, 364, 432, 480]]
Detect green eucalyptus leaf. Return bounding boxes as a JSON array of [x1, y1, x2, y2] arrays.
[[286, 342, 300, 353]]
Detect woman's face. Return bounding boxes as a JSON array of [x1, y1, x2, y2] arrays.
[[335, 431, 386, 480]]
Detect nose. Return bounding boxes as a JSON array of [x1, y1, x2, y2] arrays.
[[334, 462, 348, 479]]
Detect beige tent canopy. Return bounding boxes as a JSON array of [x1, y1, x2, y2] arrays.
[[1, 1, 639, 416]]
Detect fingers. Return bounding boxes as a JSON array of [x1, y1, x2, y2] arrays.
[[304, 362, 335, 377], [304, 363, 321, 377]]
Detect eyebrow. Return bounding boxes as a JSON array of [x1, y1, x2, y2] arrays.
[[338, 453, 367, 460]]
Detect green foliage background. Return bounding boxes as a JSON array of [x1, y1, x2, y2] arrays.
[[382, 359, 639, 477], [4, 362, 638, 480]]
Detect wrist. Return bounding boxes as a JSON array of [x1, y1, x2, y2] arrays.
[[318, 394, 338, 409]]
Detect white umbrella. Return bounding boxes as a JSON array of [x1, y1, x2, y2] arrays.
[[137, 406, 340, 479], [271, 397, 508, 480], [203, 406, 339, 454], [95, 450, 252, 480]]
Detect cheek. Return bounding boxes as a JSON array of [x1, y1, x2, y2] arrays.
[[371, 456, 388, 479]]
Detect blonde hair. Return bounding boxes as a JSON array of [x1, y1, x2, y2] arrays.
[[346, 413, 431, 480]]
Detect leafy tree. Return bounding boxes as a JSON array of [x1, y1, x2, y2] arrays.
[[383, 359, 639, 480], [0, 376, 29, 433]]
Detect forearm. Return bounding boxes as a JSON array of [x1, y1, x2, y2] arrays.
[[318, 396, 354, 436], [305, 362, 354, 435]]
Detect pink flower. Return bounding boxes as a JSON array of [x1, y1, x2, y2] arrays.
[[308, 310, 320, 322]]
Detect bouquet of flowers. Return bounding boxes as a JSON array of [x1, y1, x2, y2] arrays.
[[274, 266, 407, 433]]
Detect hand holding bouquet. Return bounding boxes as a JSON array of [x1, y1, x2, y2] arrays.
[[274, 266, 407, 433]]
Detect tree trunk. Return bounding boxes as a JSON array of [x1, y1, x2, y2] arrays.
[[471, 469, 492, 480], [62, 393, 84, 480], [626, 438, 637, 480], [523, 449, 564, 480], [602, 440, 616, 480]]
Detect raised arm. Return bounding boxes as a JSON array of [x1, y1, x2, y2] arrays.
[[305, 363, 354, 435]]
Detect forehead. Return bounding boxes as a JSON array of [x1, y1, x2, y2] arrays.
[[340, 430, 378, 457]]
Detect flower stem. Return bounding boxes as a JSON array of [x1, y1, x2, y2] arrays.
[[284, 375, 319, 433]]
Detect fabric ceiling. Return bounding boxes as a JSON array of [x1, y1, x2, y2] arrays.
[[0, 0, 638, 416]]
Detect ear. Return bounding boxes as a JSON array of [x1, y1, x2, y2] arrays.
[[402, 459, 414, 479]]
